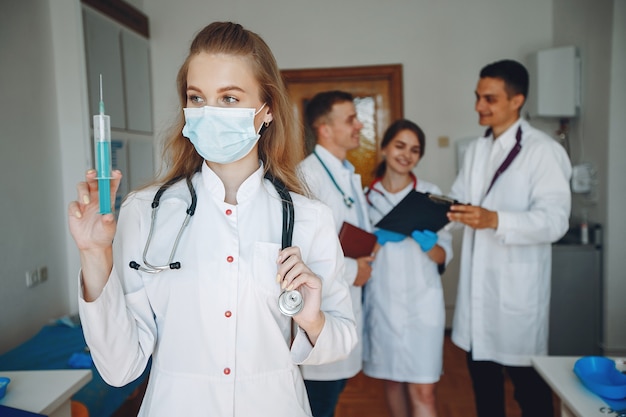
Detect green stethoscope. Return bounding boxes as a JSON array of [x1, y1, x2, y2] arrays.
[[313, 151, 355, 208]]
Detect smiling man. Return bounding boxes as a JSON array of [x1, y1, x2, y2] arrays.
[[447, 60, 572, 417], [298, 90, 373, 417]]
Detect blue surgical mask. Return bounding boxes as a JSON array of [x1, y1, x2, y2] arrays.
[[182, 104, 267, 164]]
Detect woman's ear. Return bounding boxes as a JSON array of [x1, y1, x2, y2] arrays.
[[264, 107, 274, 125]]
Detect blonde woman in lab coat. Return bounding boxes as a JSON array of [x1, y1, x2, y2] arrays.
[[363, 119, 453, 417], [67, 22, 356, 417]]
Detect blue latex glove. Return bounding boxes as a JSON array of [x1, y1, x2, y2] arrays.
[[411, 230, 438, 252], [374, 229, 406, 245]]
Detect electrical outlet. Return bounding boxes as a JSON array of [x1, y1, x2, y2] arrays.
[[25, 269, 39, 288], [437, 136, 450, 148], [39, 266, 48, 283]]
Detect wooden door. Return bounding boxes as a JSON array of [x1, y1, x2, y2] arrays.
[[281, 64, 403, 187]]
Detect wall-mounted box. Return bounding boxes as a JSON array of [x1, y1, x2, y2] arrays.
[[527, 45, 581, 118]]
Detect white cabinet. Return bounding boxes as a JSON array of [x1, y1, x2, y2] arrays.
[[121, 30, 152, 132], [82, 6, 153, 133], [527, 46, 581, 118]]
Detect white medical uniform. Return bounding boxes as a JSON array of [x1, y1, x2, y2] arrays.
[[449, 119, 572, 366], [298, 144, 371, 381], [362, 180, 452, 383], [78, 164, 357, 417]]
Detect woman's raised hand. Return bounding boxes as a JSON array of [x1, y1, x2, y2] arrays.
[[68, 169, 123, 251]]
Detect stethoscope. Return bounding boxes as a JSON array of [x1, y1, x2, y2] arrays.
[[313, 151, 355, 208], [128, 176, 197, 273], [365, 172, 417, 217], [128, 172, 301, 316], [128, 172, 294, 275]]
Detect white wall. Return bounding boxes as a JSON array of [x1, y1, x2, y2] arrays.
[[605, 0, 626, 355], [0, 1, 77, 352], [552, 0, 625, 355]]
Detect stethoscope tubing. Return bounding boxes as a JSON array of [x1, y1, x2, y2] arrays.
[[129, 171, 302, 317], [365, 173, 417, 217], [129, 173, 292, 274]]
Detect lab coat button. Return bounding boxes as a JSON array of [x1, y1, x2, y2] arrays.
[[225, 209, 232, 215], [226, 256, 234, 263], [223, 368, 231, 375], [225, 311, 232, 318]]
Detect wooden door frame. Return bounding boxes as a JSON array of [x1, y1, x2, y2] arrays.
[[281, 64, 404, 186], [281, 64, 403, 119]]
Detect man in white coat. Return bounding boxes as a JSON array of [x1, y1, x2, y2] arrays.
[[447, 60, 572, 417], [298, 90, 374, 417]]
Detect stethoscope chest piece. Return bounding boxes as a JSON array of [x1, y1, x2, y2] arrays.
[[278, 289, 303, 316]]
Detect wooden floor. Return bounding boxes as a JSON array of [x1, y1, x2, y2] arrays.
[[335, 333, 559, 417]]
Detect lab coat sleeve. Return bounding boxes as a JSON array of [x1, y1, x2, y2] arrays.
[[495, 141, 572, 245], [78, 194, 157, 387], [298, 158, 359, 287], [423, 183, 454, 266], [449, 140, 474, 204], [290, 203, 357, 365], [342, 257, 358, 286]]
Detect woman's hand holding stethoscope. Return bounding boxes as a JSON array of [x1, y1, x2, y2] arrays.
[[276, 246, 325, 345], [67, 169, 123, 301]]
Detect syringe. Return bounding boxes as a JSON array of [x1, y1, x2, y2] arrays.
[[93, 74, 112, 214]]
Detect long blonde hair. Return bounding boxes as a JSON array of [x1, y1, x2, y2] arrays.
[[158, 22, 305, 194]]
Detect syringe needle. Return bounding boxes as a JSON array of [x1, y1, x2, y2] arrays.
[[99, 74, 105, 115]]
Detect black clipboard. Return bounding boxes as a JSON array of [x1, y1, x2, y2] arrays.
[[375, 190, 460, 235]]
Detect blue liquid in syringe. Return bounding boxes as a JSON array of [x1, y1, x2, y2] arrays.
[[96, 141, 112, 214], [94, 74, 112, 214]]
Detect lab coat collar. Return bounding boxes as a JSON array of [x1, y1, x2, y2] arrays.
[[201, 161, 265, 204], [487, 118, 523, 152], [314, 144, 356, 174]]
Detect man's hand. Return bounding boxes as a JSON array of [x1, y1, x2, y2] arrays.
[[354, 255, 374, 286], [447, 204, 498, 230]]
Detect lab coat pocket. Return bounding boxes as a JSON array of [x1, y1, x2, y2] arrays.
[[252, 241, 283, 298], [500, 263, 540, 314]]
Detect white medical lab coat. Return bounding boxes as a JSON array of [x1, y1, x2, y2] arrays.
[[298, 144, 372, 381], [78, 164, 357, 417], [449, 119, 572, 366]]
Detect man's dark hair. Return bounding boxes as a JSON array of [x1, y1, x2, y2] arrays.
[[304, 90, 355, 134], [480, 59, 529, 100], [303, 90, 354, 153]]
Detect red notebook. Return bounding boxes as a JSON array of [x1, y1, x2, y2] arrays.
[[338, 222, 377, 258]]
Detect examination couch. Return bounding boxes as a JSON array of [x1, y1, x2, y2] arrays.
[[0, 316, 149, 417]]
